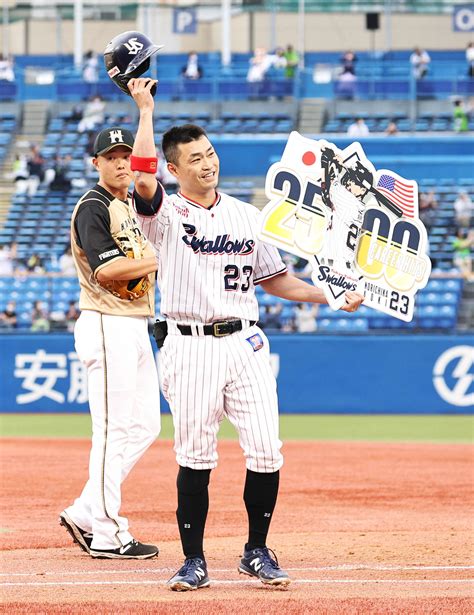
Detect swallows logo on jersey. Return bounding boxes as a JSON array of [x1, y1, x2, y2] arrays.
[[181, 224, 255, 256]]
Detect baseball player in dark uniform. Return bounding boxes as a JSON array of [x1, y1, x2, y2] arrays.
[[59, 88, 163, 559], [122, 77, 364, 589]]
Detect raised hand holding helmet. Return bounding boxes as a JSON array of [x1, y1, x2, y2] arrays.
[[104, 31, 163, 96]]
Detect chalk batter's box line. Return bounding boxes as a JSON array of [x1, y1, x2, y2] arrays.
[[1, 564, 473, 577], [2, 578, 473, 588]]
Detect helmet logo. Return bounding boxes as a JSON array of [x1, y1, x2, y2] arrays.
[[124, 38, 144, 55], [109, 129, 124, 144]]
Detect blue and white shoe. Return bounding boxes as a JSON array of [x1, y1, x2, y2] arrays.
[[238, 547, 291, 586], [167, 557, 210, 591]]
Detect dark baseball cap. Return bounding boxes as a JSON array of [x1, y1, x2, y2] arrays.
[[93, 127, 135, 156]]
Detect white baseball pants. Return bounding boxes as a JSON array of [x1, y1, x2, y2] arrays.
[[160, 322, 283, 473], [64, 311, 161, 550]]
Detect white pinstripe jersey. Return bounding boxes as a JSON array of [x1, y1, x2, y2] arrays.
[[137, 190, 286, 323]]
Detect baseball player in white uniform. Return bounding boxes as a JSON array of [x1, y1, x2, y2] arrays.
[[59, 93, 162, 560], [324, 178, 366, 276], [320, 148, 372, 278], [126, 78, 364, 590]]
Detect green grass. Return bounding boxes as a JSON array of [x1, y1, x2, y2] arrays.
[[0, 414, 473, 443]]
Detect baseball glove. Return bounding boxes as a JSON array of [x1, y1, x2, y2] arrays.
[[99, 249, 151, 301]]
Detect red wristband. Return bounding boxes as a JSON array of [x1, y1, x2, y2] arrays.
[[130, 155, 158, 174]]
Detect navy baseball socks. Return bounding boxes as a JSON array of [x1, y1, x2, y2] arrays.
[[239, 469, 291, 586], [175, 466, 211, 561], [169, 466, 290, 589], [168, 466, 211, 591]]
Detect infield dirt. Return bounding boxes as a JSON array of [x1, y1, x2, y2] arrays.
[[1, 438, 473, 614]]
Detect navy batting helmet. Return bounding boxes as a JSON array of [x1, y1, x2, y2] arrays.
[[104, 31, 164, 96]]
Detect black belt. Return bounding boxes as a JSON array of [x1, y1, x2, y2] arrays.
[[177, 319, 256, 338]]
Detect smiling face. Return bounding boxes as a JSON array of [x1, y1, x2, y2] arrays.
[[167, 136, 219, 204], [93, 146, 133, 199]]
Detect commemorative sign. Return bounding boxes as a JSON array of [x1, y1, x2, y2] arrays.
[[258, 131, 431, 322]]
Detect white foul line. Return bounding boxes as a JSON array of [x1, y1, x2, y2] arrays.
[[1, 579, 473, 588], [0, 564, 473, 578]]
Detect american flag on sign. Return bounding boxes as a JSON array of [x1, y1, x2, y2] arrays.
[[376, 173, 416, 218]]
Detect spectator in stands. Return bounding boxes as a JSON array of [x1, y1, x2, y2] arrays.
[[294, 303, 318, 333], [340, 50, 357, 76], [466, 42, 474, 78], [13, 154, 29, 194], [65, 300, 80, 332], [247, 47, 272, 98], [25, 252, 45, 274], [30, 300, 50, 332], [452, 99, 469, 133], [283, 44, 299, 79], [59, 245, 76, 276], [259, 304, 282, 331], [0, 54, 14, 81], [0, 242, 17, 275], [70, 104, 84, 122], [410, 47, 430, 80], [454, 191, 473, 229], [26, 144, 46, 197], [273, 47, 287, 71], [49, 154, 72, 192], [181, 52, 203, 80], [336, 68, 357, 100], [385, 121, 399, 136], [78, 95, 106, 133], [347, 117, 369, 137], [0, 300, 17, 330], [83, 50, 99, 83], [418, 190, 438, 232], [452, 228, 474, 280]]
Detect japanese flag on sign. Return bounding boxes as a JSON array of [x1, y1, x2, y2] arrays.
[[277, 131, 322, 184], [258, 131, 431, 322]]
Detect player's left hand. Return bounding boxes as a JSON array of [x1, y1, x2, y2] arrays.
[[340, 291, 364, 312], [127, 78, 157, 111]]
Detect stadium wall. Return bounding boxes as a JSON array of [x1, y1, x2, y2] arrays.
[[213, 136, 474, 181], [1, 333, 472, 414], [4, 12, 471, 55]]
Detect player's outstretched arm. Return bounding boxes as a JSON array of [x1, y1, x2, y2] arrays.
[[260, 271, 328, 304], [260, 271, 364, 311], [128, 78, 159, 201]]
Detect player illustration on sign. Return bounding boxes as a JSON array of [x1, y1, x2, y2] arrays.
[[259, 131, 431, 322], [320, 147, 373, 279]]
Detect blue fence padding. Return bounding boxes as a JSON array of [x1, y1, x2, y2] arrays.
[[0, 333, 472, 414]]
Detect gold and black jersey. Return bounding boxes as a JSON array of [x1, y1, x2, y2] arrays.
[[70, 184, 159, 317]]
